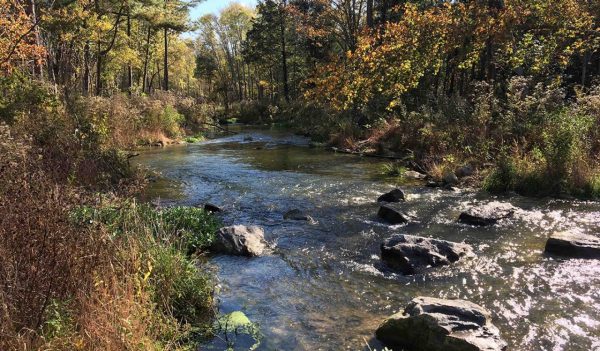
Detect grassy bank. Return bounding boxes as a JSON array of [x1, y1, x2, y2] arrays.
[[0, 79, 221, 349]]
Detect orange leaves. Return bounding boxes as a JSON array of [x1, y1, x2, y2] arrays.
[[0, 0, 46, 74]]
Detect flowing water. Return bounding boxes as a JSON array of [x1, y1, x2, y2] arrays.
[[135, 126, 600, 351]]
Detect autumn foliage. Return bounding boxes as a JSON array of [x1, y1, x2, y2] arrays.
[[306, 1, 600, 114], [0, 0, 45, 74]]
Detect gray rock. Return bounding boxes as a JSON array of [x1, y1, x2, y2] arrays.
[[443, 171, 459, 185], [378, 188, 406, 203], [455, 164, 475, 178], [381, 234, 473, 274], [283, 209, 314, 222], [404, 170, 427, 180], [211, 225, 268, 257], [376, 296, 507, 351], [458, 202, 516, 226], [378, 205, 410, 225], [545, 231, 600, 259]]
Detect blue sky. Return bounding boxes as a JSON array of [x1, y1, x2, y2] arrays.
[[191, 0, 258, 19]]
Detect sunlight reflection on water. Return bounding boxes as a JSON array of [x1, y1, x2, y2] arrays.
[[136, 127, 600, 351]]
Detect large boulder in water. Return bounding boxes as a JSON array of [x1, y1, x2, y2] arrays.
[[378, 188, 406, 203], [211, 225, 268, 257], [381, 234, 473, 274], [544, 231, 600, 259], [376, 296, 507, 351], [458, 202, 516, 226], [378, 204, 410, 224]]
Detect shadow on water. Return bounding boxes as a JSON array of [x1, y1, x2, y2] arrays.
[[134, 126, 600, 351]]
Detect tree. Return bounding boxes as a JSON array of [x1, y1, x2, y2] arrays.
[[155, 0, 198, 91], [245, 0, 291, 102]]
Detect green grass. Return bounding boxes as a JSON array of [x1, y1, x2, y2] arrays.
[[379, 162, 408, 177], [185, 133, 206, 143], [71, 203, 220, 254]]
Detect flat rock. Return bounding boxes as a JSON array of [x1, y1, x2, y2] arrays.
[[211, 225, 268, 257], [381, 234, 473, 274], [378, 188, 406, 203], [376, 296, 507, 351], [404, 170, 427, 179], [378, 205, 410, 224], [544, 231, 600, 259], [458, 202, 516, 226]]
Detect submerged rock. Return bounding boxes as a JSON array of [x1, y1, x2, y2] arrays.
[[544, 231, 600, 259], [376, 296, 507, 351], [377, 188, 406, 203], [204, 203, 222, 213], [381, 234, 473, 274], [283, 209, 314, 222], [211, 225, 268, 257], [458, 202, 516, 226], [426, 180, 443, 188], [378, 204, 410, 224]]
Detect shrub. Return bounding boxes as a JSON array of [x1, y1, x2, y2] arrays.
[[149, 246, 214, 326], [484, 110, 599, 198]]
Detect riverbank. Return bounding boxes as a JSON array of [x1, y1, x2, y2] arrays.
[[271, 86, 600, 200], [0, 92, 221, 349]]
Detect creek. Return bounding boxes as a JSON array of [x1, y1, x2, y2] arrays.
[[135, 126, 600, 351]]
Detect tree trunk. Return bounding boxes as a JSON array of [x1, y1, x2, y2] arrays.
[[279, 1, 290, 103], [582, 51, 590, 86], [367, 0, 374, 28], [126, 8, 133, 94], [96, 47, 102, 95], [163, 27, 169, 91], [83, 41, 90, 95], [142, 27, 152, 94]]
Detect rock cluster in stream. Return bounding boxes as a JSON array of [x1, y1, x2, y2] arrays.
[[207, 184, 600, 351]]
